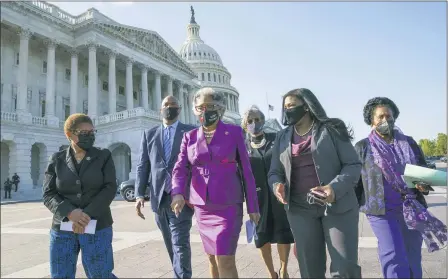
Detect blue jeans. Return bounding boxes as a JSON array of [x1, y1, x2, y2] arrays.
[[50, 226, 117, 279]]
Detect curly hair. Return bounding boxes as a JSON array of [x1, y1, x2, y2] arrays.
[[282, 88, 354, 141], [363, 97, 400, 125], [241, 105, 265, 132], [64, 113, 93, 135]]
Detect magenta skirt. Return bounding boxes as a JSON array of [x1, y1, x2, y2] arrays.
[[194, 203, 243, 255]]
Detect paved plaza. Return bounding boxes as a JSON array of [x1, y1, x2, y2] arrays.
[[1, 186, 446, 278]]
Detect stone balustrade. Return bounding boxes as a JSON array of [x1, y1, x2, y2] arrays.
[[27, 1, 92, 25], [2, 108, 162, 129], [1, 111, 18, 122]]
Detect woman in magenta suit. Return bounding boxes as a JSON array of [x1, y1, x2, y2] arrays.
[[171, 87, 260, 278]]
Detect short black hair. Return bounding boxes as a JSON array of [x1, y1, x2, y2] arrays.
[[363, 97, 400, 125]]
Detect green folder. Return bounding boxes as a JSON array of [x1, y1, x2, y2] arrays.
[[402, 164, 447, 188]]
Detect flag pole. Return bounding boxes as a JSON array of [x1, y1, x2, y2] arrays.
[[266, 92, 270, 119]]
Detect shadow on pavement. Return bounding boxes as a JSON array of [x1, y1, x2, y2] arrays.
[[428, 202, 447, 208]]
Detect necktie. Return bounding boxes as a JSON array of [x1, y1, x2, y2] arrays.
[[163, 126, 172, 161]]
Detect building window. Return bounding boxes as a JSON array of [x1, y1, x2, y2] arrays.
[[219, 75, 221, 83], [84, 75, 89, 86], [64, 105, 70, 119], [201, 73, 205, 81], [41, 100, 46, 117], [16, 53, 19, 65], [102, 81, 109, 91], [119, 86, 125, 95], [133, 91, 137, 100], [214, 73, 216, 82], [208, 73, 211, 81], [42, 61, 47, 74], [65, 69, 71, 80]]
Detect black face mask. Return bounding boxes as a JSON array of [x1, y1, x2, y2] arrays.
[[284, 105, 307, 126], [162, 107, 179, 121], [76, 134, 95, 151], [247, 122, 264, 135], [376, 120, 395, 136], [201, 110, 219, 127]]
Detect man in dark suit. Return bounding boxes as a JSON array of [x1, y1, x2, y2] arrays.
[[135, 95, 196, 279]]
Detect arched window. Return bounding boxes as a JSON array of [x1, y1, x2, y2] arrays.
[[208, 73, 211, 81], [214, 73, 216, 82], [201, 73, 205, 81], [219, 75, 221, 83]]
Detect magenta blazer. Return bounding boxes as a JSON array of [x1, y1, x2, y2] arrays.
[[171, 121, 259, 214]]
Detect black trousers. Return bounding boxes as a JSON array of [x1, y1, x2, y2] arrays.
[[4, 188, 11, 198]]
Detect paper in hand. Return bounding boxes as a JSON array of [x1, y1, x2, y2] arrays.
[[245, 220, 258, 243], [60, 220, 97, 234], [402, 164, 447, 189]]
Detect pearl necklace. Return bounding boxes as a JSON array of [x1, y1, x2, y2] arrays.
[[203, 129, 215, 139], [294, 121, 315, 137], [251, 137, 266, 149]]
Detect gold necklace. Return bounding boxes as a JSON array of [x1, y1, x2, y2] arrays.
[[294, 121, 314, 137]]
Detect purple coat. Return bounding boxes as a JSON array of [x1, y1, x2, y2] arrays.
[[171, 121, 259, 214]]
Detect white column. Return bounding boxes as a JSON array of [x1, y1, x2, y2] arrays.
[[108, 51, 117, 114], [69, 49, 78, 114], [87, 43, 98, 118], [189, 87, 196, 125], [177, 82, 185, 122], [16, 29, 31, 114], [154, 71, 162, 109], [14, 139, 33, 191], [44, 40, 57, 118], [167, 76, 173, 96], [126, 59, 134, 110], [141, 66, 149, 109]]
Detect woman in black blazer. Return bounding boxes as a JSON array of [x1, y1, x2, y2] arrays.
[[43, 113, 118, 278], [242, 106, 294, 279]]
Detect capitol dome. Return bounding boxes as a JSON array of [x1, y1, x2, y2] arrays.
[[179, 6, 241, 123], [179, 26, 223, 65]]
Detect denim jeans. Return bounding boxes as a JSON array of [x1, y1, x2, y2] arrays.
[[49, 226, 117, 278]]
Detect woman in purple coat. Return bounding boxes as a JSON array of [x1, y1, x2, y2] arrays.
[[171, 87, 260, 278], [355, 97, 447, 279]]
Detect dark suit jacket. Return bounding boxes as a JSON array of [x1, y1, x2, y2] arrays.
[[42, 147, 118, 231], [268, 123, 362, 213], [354, 136, 428, 215], [135, 122, 195, 212]]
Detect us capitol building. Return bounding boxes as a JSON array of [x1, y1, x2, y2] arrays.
[[0, 1, 281, 192]]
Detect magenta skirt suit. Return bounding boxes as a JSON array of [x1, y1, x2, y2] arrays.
[[171, 121, 259, 255]]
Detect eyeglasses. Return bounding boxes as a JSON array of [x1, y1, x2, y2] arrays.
[[195, 104, 220, 113], [247, 118, 261, 124], [73, 129, 97, 136]]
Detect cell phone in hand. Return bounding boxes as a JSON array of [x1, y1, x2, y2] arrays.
[[311, 190, 327, 200]]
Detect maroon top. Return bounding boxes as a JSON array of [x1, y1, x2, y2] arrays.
[[290, 131, 320, 203]]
